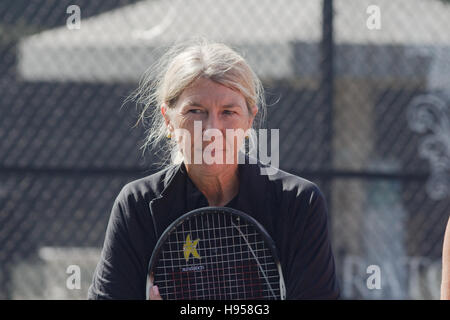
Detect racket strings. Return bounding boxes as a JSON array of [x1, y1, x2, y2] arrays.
[[154, 211, 281, 300]]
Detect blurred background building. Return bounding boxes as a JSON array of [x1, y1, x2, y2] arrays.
[[1, 0, 449, 299]]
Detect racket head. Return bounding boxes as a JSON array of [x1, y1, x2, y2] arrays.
[[146, 206, 286, 300]]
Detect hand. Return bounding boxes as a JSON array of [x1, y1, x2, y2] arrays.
[[149, 285, 163, 300], [148, 273, 163, 300]]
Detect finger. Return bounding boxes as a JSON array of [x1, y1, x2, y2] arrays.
[[149, 285, 163, 300], [147, 272, 159, 300]]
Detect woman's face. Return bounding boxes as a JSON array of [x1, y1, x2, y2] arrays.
[[162, 77, 257, 174]]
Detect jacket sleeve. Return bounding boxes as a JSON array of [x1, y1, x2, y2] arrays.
[[285, 184, 340, 299], [87, 187, 155, 299]]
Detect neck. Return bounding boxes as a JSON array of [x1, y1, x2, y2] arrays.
[[185, 163, 239, 207]]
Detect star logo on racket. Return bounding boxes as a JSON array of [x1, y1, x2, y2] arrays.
[[183, 234, 201, 262]]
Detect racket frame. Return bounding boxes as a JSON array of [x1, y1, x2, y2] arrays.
[[146, 206, 286, 300]]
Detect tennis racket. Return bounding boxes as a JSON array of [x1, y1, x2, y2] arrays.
[[146, 206, 286, 300]]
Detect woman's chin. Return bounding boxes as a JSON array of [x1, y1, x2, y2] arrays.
[[207, 160, 233, 169], [188, 161, 236, 175], [185, 149, 238, 166]]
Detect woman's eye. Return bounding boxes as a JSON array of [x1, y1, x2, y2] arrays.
[[223, 110, 235, 115]]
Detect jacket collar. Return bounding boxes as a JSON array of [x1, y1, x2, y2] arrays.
[[149, 154, 272, 238]]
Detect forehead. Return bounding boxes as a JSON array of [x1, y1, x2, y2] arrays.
[[177, 77, 246, 107]]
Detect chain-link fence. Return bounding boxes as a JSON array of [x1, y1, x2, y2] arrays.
[[1, 0, 449, 299]]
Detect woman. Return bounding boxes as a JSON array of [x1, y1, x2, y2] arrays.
[[88, 40, 340, 300], [442, 217, 450, 299]]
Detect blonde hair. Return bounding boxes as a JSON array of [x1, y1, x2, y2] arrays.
[[128, 39, 266, 166]]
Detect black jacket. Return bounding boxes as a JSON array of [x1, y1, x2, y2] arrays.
[[88, 159, 340, 299]]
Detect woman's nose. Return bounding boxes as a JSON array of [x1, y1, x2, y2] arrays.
[[202, 113, 226, 144], [203, 112, 223, 131]]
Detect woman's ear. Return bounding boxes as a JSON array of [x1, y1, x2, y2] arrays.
[[248, 104, 258, 128], [161, 103, 170, 125], [161, 103, 174, 134]]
